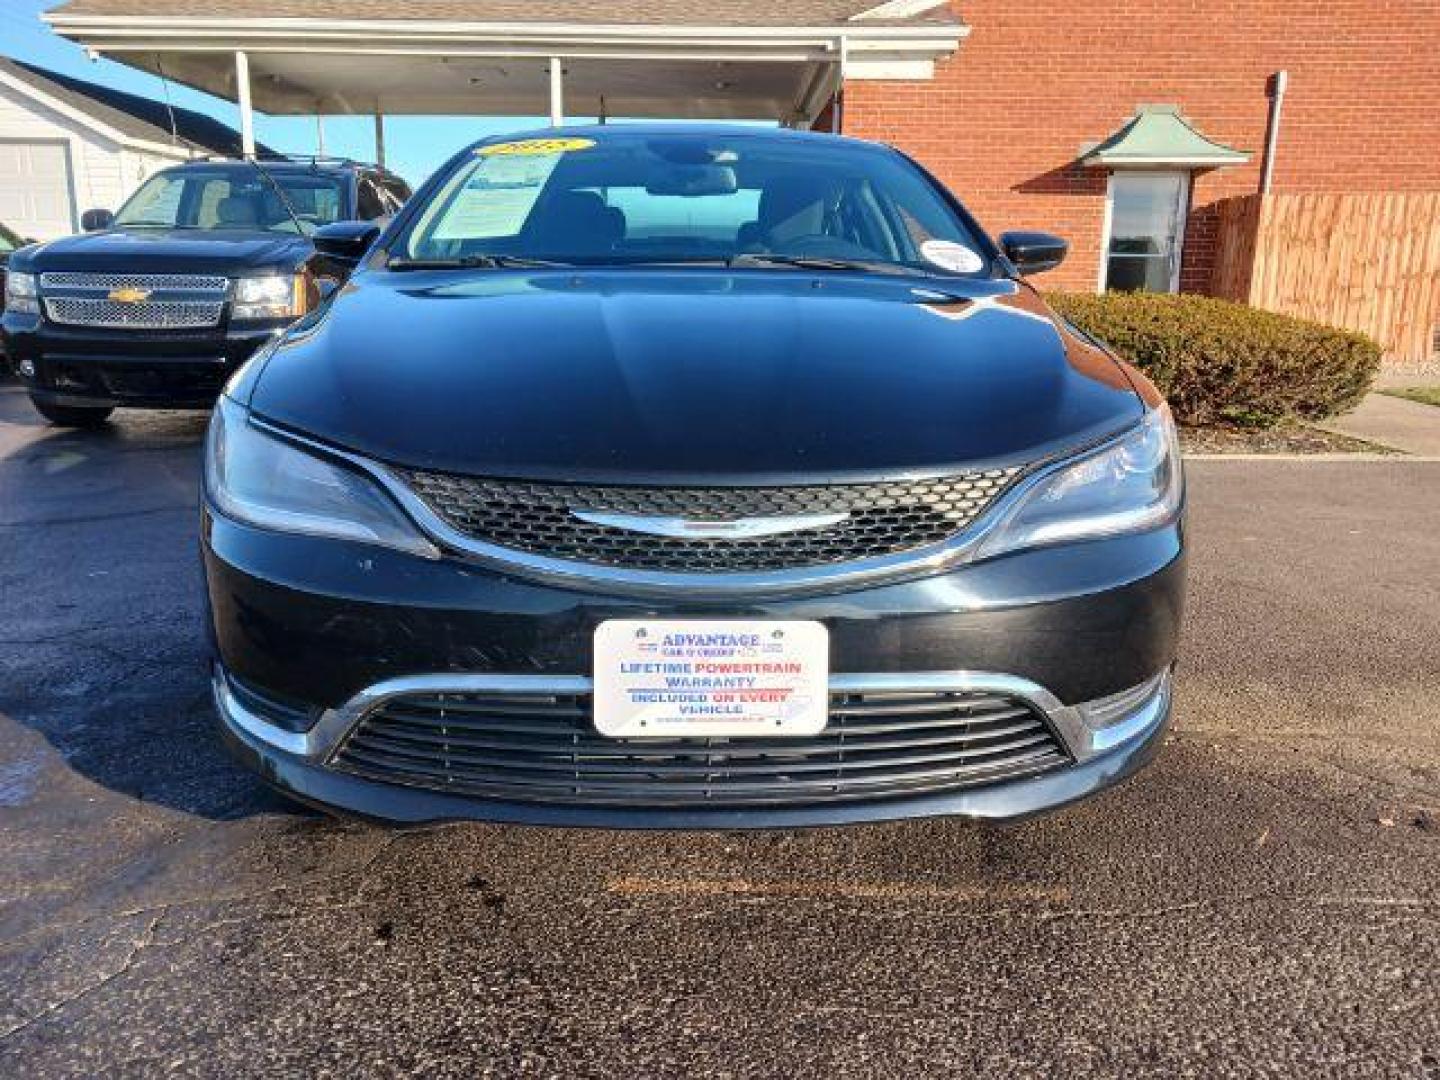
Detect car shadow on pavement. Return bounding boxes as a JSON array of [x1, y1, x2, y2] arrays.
[[0, 378, 308, 822]]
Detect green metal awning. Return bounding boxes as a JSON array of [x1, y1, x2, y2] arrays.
[[1083, 105, 1248, 168]]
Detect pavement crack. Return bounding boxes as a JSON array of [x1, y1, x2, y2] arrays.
[[0, 504, 193, 529], [0, 832, 405, 955], [0, 912, 163, 1043]]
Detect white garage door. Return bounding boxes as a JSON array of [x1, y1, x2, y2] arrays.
[[0, 141, 76, 239]]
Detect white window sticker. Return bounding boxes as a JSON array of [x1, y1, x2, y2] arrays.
[[920, 239, 985, 274]]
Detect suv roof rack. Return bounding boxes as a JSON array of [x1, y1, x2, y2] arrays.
[[184, 153, 396, 177]]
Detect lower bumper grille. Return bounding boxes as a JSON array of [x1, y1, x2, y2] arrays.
[[329, 688, 1070, 807]]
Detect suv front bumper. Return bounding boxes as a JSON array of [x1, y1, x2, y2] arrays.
[[3, 312, 281, 408]]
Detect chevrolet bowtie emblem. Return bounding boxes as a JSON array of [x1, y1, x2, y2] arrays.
[[108, 287, 151, 303]]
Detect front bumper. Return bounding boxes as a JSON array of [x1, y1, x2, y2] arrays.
[[203, 507, 1185, 827], [2, 312, 281, 408], [215, 662, 1173, 828]]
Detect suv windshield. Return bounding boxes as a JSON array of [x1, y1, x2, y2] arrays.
[[113, 167, 348, 235], [396, 131, 991, 275]]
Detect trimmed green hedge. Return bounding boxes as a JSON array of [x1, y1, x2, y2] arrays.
[[1048, 291, 1381, 427]]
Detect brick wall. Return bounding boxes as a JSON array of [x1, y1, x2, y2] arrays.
[[840, 0, 1440, 293]]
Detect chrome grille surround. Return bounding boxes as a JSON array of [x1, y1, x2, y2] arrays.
[[39, 272, 230, 292], [397, 468, 1024, 574], [39, 271, 229, 330], [326, 683, 1070, 808]]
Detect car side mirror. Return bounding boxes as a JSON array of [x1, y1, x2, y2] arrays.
[[999, 231, 1068, 276], [313, 221, 381, 262], [315, 277, 341, 302], [81, 208, 115, 232]]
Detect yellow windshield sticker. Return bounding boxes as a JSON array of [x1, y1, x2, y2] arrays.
[[477, 137, 596, 157]]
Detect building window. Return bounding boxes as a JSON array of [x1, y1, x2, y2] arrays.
[[1102, 171, 1189, 292]]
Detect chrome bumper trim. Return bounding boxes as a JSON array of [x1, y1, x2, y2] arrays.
[[213, 664, 1172, 767]]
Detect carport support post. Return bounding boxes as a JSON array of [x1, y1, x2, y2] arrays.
[[374, 114, 386, 168], [549, 57, 564, 127], [234, 50, 254, 158]]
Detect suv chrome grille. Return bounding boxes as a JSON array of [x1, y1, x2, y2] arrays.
[[330, 688, 1069, 807], [39, 272, 229, 329], [39, 272, 229, 292], [44, 297, 225, 329], [399, 469, 1023, 572]]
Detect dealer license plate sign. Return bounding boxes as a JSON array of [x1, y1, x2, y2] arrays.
[[593, 620, 830, 738]]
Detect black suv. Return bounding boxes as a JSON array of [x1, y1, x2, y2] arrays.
[[0, 220, 31, 369], [0, 157, 410, 426]]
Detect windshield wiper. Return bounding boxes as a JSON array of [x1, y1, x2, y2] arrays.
[[728, 253, 912, 275], [387, 254, 571, 271]]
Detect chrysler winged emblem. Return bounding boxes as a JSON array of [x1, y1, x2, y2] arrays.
[[108, 287, 152, 303], [570, 510, 849, 539]]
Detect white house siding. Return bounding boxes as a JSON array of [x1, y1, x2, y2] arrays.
[[0, 78, 186, 238]]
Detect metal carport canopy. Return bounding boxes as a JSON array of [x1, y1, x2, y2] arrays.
[[45, 1, 967, 157]]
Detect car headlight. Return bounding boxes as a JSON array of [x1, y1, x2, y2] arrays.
[[205, 396, 438, 558], [974, 404, 1183, 560], [233, 274, 307, 321], [4, 271, 39, 315]]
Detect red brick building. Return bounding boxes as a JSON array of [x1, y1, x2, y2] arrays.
[[48, 0, 1440, 358], [837, 1, 1440, 298]]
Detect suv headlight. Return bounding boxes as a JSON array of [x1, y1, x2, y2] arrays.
[[974, 405, 1183, 560], [233, 274, 307, 321], [4, 271, 39, 315], [205, 396, 437, 558]]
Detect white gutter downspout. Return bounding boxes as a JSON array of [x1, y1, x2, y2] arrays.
[[1260, 69, 1287, 194], [549, 56, 564, 126], [234, 50, 254, 157]]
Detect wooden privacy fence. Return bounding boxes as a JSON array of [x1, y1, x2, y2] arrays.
[[1210, 191, 1440, 367]]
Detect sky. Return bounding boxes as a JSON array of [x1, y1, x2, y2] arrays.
[[0, 1, 560, 186]]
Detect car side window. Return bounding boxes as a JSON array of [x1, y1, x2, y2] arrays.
[[356, 178, 386, 221]]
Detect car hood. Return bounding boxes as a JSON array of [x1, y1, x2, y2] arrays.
[[249, 269, 1143, 482], [20, 228, 311, 275]]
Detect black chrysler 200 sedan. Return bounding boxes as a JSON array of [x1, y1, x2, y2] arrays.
[[204, 126, 1184, 828]]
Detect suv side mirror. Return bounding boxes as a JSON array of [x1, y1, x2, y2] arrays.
[[999, 231, 1068, 276], [81, 208, 115, 232], [313, 221, 381, 262]]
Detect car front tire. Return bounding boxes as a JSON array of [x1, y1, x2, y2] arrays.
[[30, 397, 115, 428]]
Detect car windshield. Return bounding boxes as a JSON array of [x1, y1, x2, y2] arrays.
[[113, 167, 348, 235], [395, 131, 991, 275]]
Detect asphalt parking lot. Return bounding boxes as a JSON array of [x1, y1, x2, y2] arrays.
[[1, 377, 1437, 1078]]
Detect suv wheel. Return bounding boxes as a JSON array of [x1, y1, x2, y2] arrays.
[[30, 397, 115, 428]]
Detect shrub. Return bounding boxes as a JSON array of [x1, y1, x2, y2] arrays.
[[1047, 291, 1381, 427]]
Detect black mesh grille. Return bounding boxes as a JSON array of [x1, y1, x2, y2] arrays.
[[329, 689, 1069, 807], [398, 469, 1023, 572]]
